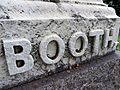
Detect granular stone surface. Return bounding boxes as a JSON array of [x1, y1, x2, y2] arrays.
[[9, 51, 120, 90]]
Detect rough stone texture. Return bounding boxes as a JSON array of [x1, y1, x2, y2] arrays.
[[8, 51, 120, 90], [29, 0, 104, 5], [0, 0, 119, 89], [0, 0, 117, 19]]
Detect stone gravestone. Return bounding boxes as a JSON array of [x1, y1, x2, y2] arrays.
[[0, 0, 119, 89]]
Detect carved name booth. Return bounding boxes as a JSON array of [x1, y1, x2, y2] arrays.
[[0, 0, 119, 89]]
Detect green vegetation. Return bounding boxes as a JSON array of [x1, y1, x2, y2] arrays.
[[104, 0, 120, 50], [117, 36, 120, 50], [103, 0, 120, 16]]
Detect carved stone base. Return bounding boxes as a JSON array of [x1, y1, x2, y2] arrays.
[[0, 0, 119, 89]]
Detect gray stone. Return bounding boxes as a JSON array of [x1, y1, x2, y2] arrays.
[[3, 39, 34, 75], [8, 51, 120, 90], [39, 34, 65, 64], [0, 0, 119, 89], [69, 31, 88, 57]]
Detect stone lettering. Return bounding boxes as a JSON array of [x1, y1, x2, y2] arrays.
[[2, 29, 118, 74], [3, 39, 34, 75], [103, 29, 115, 48], [69, 31, 88, 57], [89, 29, 104, 55], [39, 34, 65, 64]]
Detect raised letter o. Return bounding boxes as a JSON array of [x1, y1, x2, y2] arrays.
[[69, 31, 88, 57], [39, 34, 65, 64]]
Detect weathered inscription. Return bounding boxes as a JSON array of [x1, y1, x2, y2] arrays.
[[3, 39, 34, 75], [0, 0, 119, 89], [3, 29, 118, 75]]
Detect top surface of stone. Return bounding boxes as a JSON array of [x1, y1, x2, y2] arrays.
[[0, 0, 117, 20], [0, 0, 104, 5], [26, 0, 104, 4], [28, 0, 103, 3]]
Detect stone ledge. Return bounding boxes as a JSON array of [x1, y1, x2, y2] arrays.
[[27, 0, 105, 6], [0, 0, 117, 20], [8, 51, 120, 90]]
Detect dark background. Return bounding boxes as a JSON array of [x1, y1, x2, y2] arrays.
[[103, 0, 120, 16]]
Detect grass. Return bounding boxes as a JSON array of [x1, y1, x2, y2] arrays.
[[117, 35, 120, 50]]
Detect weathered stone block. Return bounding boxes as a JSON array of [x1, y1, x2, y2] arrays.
[[0, 0, 119, 89]]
